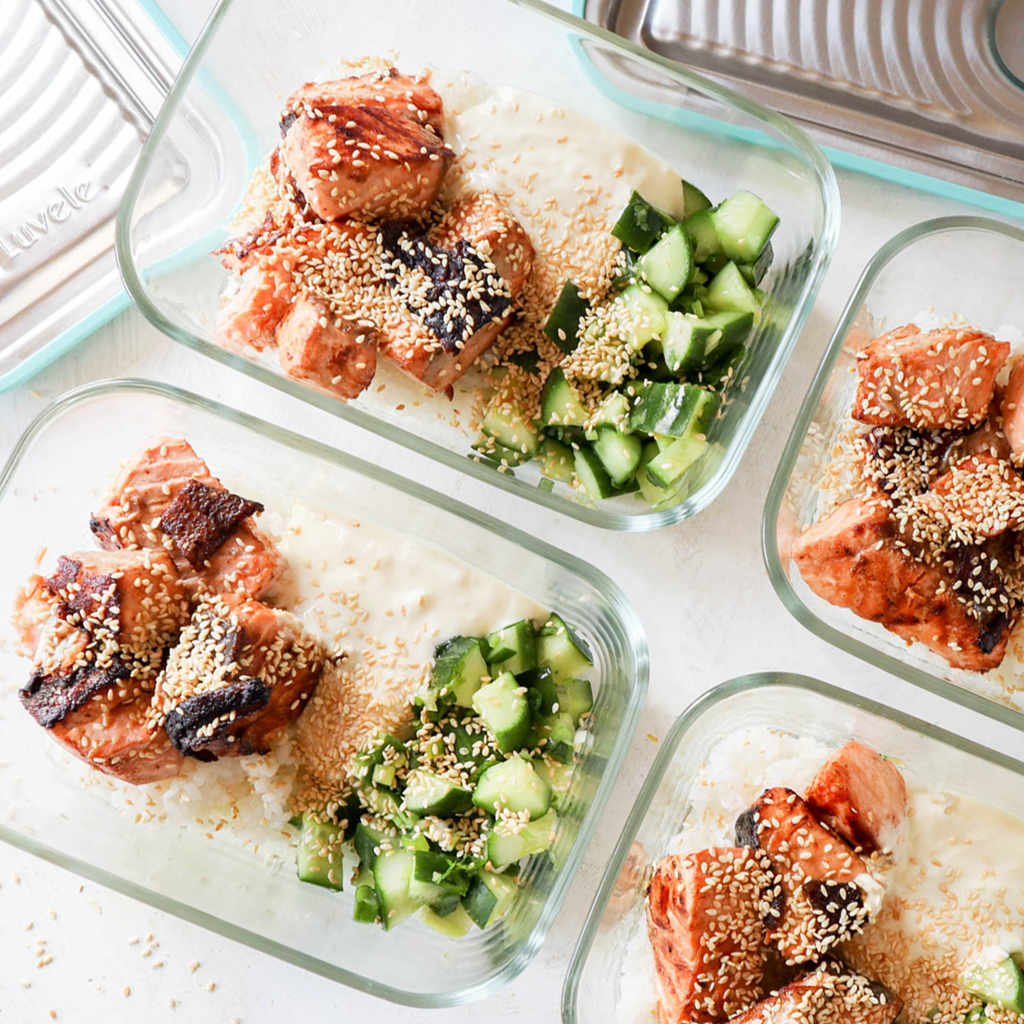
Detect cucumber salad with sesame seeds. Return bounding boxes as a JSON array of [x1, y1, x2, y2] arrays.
[[290, 612, 594, 935], [474, 183, 778, 509]]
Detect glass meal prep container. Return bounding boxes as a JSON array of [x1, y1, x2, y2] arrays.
[[116, 0, 839, 531], [764, 216, 1024, 732], [561, 671, 1024, 1024], [0, 379, 648, 1007]]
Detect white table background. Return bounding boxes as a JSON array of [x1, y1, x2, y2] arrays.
[[4, 4, 1024, 1022]]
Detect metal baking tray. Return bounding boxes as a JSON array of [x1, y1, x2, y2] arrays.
[[581, 0, 1024, 213], [0, 1, 241, 393]]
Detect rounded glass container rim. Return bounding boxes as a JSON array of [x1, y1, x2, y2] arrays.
[[115, 0, 840, 532], [0, 376, 650, 1008]]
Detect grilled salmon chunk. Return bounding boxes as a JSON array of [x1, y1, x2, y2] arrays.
[[276, 293, 377, 399], [380, 192, 535, 392], [15, 550, 190, 785], [792, 494, 1017, 672], [279, 69, 451, 222], [1001, 358, 1024, 467], [805, 742, 906, 856], [852, 324, 1009, 431], [736, 788, 875, 965], [154, 592, 326, 760], [90, 438, 285, 599], [647, 849, 769, 1024], [216, 264, 296, 352]]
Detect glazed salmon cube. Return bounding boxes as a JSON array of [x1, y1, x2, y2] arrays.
[[735, 788, 873, 965], [805, 741, 906, 856], [852, 324, 1008, 431], [792, 494, 1017, 672], [280, 70, 451, 222], [276, 293, 377, 399], [914, 451, 1024, 539], [90, 439, 285, 600], [646, 848, 769, 1023], [216, 265, 296, 352], [1001, 358, 1024, 467], [155, 592, 326, 760]]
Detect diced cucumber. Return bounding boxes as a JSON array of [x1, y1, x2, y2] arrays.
[[961, 957, 1024, 1012], [538, 437, 575, 484], [372, 763, 398, 789], [629, 382, 720, 438], [611, 190, 671, 253], [297, 812, 345, 892], [462, 870, 518, 929], [712, 190, 778, 262], [640, 224, 693, 302], [964, 1008, 988, 1023], [472, 671, 531, 753], [661, 310, 753, 375], [373, 849, 418, 930], [471, 439, 528, 468], [737, 240, 774, 287], [354, 822, 389, 870], [543, 280, 589, 353], [682, 208, 723, 264], [645, 434, 707, 489], [353, 733, 408, 786], [409, 850, 470, 907], [533, 758, 575, 811], [637, 441, 683, 507], [574, 445, 613, 500], [486, 619, 537, 677], [483, 393, 541, 457], [586, 390, 631, 437], [487, 810, 559, 870], [592, 427, 643, 487], [430, 636, 489, 708], [534, 710, 576, 760], [536, 614, 593, 682], [452, 722, 499, 775], [353, 884, 380, 924], [617, 284, 669, 348], [473, 755, 552, 818], [541, 368, 589, 431], [420, 903, 474, 938], [705, 261, 761, 315], [403, 768, 474, 816], [681, 179, 712, 217], [359, 785, 419, 832]]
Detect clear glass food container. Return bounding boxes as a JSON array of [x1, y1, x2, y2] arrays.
[[561, 671, 1024, 1024], [116, 0, 839, 530], [763, 216, 1024, 732], [0, 379, 648, 1007]]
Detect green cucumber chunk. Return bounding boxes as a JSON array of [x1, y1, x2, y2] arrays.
[[487, 810, 559, 870], [297, 812, 345, 891], [640, 224, 693, 302], [617, 284, 669, 348], [462, 870, 518, 929], [533, 758, 575, 811], [409, 849, 470, 907], [538, 437, 576, 484], [472, 671, 531, 753], [473, 755, 552, 818], [353, 884, 380, 924], [646, 435, 707, 489], [403, 768, 474, 816], [738, 240, 774, 287], [482, 393, 541, 457], [536, 614, 593, 682], [661, 310, 753, 375], [629, 382, 720, 438], [592, 427, 643, 487], [574, 445, 613, 500], [430, 635, 489, 708], [682, 179, 712, 217], [420, 903, 474, 938], [373, 849, 418, 930], [960, 957, 1024, 1012], [587, 390, 631, 436], [712, 190, 779, 262], [544, 280, 589, 353], [541, 368, 589, 430], [611, 190, 671, 253], [486, 619, 537, 677], [705, 261, 761, 315], [354, 822, 389, 870], [637, 441, 684, 507], [682, 208, 723, 264]]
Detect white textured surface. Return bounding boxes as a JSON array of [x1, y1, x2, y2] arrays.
[[3, 3, 1024, 1022]]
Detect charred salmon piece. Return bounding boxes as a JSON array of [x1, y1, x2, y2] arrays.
[[914, 451, 1024, 539], [50, 697, 183, 785], [1001, 358, 1024, 467], [276, 293, 377, 399], [647, 849, 769, 1024], [735, 787, 872, 965], [280, 70, 450, 223], [805, 742, 906, 856], [215, 265, 296, 352], [154, 592, 326, 761], [792, 494, 1016, 673], [90, 438, 285, 600], [727, 963, 902, 1024], [852, 323, 1009, 431], [11, 574, 57, 657]]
